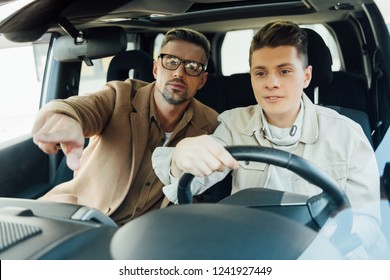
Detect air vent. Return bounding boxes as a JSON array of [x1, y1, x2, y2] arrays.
[[0, 221, 42, 252]]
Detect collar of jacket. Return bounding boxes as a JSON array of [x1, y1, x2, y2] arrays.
[[241, 92, 318, 144], [131, 80, 155, 112]]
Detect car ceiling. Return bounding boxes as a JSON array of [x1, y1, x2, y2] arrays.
[[0, 0, 372, 42]]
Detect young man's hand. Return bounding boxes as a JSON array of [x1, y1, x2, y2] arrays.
[[171, 135, 239, 178], [31, 111, 84, 171]]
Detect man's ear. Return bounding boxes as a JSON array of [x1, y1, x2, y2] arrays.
[[197, 72, 208, 90], [303, 65, 312, 89], [152, 60, 158, 79]]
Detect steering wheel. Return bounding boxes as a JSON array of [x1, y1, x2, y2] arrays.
[[111, 146, 354, 259], [177, 145, 353, 243]]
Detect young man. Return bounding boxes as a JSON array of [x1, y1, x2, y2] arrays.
[[152, 21, 386, 258], [31, 28, 219, 226]]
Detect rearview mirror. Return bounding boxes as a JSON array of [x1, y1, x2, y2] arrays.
[[53, 26, 127, 65]]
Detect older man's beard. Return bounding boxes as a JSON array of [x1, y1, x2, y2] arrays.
[[161, 87, 189, 105]]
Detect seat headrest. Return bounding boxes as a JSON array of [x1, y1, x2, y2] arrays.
[[107, 50, 154, 82], [206, 58, 216, 75], [305, 28, 333, 88]]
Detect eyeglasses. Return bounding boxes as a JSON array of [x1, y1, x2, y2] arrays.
[[158, 53, 207, 77]]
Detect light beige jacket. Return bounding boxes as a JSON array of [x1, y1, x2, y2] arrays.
[[153, 93, 384, 255], [39, 79, 219, 215]]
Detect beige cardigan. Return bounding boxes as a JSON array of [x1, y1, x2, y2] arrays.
[[153, 93, 384, 255], [39, 79, 219, 215]]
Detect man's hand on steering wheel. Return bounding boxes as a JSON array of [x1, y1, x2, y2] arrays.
[[171, 135, 239, 178]]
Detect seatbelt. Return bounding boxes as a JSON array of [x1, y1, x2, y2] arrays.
[[370, 48, 384, 146], [314, 86, 319, 105]]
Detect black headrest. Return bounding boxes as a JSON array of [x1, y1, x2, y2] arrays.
[[227, 73, 256, 109], [206, 58, 216, 75], [106, 50, 154, 82], [305, 28, 333, 88]]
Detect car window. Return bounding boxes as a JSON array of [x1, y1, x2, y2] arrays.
[[221, 29, 254, 76], [79, 42, 136, 95], [375, 0, 390, 24], [0, 34, 49, 145], [79, 57, 114, 95], [221, 24, 341, 75], [154, 33, 165, 59]]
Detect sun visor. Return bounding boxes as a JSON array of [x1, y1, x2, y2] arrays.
[[53, 26, 127, 65]]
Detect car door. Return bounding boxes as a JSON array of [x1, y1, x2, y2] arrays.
[[0, 33, 54, 198]]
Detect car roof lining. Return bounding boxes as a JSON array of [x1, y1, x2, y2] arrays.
[[0, 0, 369, 42]]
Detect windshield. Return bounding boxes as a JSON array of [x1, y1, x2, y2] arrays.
[[0, 0, 35, 23], [375, 0, 390, 23]]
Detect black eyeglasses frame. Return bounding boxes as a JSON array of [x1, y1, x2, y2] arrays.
[[158, 53, 207, 77]]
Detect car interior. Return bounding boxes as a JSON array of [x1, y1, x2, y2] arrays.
[[0, 0, 390, 259]]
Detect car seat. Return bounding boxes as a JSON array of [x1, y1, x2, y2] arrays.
[[106, 49, 154, 82], [303, 28, 373, 147]]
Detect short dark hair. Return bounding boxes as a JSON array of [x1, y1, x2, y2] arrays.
[[249, 20, 308, 67], [161, 27, 211, 62]]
